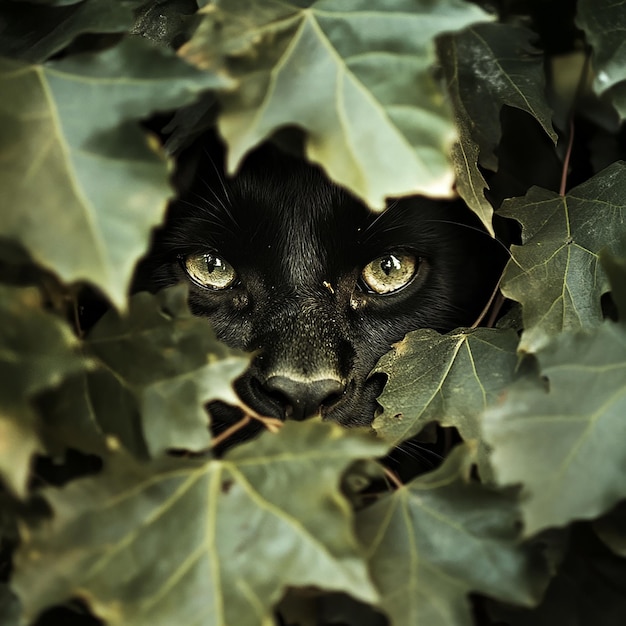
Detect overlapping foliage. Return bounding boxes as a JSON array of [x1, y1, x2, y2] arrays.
[[1, 1, 625, 625]]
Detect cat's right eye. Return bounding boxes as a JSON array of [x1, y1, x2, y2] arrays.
[[360, 252, 419, 294], [182, 253, 237, 290]]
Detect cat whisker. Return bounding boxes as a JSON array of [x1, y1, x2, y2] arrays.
[[193, 186, 241, 235], [359, 207, 395, 241], [423, 219, 512, 258], [197, 180, 229, 212], [172, 198, 241, 240], [202, 149, 232, 204], [393, 439, 443, 468]]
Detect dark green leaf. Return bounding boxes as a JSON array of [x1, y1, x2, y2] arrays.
[[483, 321, 626, 535], [161, 91, 219, 153], [441, 23, 555, 172], [13, 422, 386, 626], [438, 23, 556, 232], [0, 585, 20, 626], [0, 38, 231, 308], [181, 0, 492, 208], [357, 445, 546, 626], [373, 327, 519, 444], [38, 287, 248, 460], [0, 0, 133, 62], [9, 0, 84, 5], [37, 372, 109, 459], [577, 0, 626, 119], [500, 162, 626, 353], [593, 502, 626, 557], [0, 285, 85, 494], [449, 118, 495, 235], [82, 287, 249, 458], [490, 526, 626, 626], [600, 249, 626, 322]]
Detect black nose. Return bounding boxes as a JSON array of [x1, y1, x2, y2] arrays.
[[264, 375, 345, 421]]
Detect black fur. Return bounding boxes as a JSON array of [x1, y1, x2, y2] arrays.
[[136, 139, 507, 432]]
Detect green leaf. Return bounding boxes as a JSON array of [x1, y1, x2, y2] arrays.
[[0, 0, 134, 62], [0, 38, 231, 308], [594, 502, 626, 557], [483, 321, 626, 536], [490, 526, 626, 626], [438, 23, 556, 233], [356, 445, 546, 626], [13, 422, 386, 626], [82, 287, 249, 458], [440, 23, 555, 172], [499, 162, 626, 353], [577, 0, 626, 120], [181, 0, 493, 208], [372, 327, 520, 444], [38, 287, 248, 460], [600, 248, 626, 322], [10, 0, 84, 5], [37, 372, 109, 459], [0, 285, 85, 495], [0, 585, 20, 626], [449, 117, 495, 235]]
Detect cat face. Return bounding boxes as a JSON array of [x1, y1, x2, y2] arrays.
[[137, 140, 506, 431]]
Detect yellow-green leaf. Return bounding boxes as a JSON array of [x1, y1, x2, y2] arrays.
[[500, 162, 626, 353], [357, 445, 546, 626], [0, 285, 85, 495], [83, 287, 249, 458], [373, 327, 520, 444], [0, 38, 231, 307], [13, 422, 386, 626], [181, 0, 493, 208], [483, 321, 626, 535]]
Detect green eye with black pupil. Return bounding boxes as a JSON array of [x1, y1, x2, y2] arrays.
[[361, 252, 418, 294], [183, 253, 237, 290]]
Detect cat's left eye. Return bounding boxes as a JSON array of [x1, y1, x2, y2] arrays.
[[182, 253, 237, 290], [360, 252, 419, 294]]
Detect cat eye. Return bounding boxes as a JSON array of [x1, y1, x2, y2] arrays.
[[182, 252, 237, 290], [360, 252, 419, 294]]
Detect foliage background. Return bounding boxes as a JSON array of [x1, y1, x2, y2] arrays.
[[1, 0, 626, 624]]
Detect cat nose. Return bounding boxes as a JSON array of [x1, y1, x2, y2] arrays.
[[264, 375, 345, 421]]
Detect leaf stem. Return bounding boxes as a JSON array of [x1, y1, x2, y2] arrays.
[[381, 465, 404, 489], [211, 415, 252, 448], [248, 410, 284, 433], [559, 49, 591, 196], [559, 116, 575, 197], [210, 408, 284, 449], [471, 274, 503, 329], [70, 289, 85, 339]]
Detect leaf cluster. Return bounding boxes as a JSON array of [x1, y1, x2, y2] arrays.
[[1, 0, 626, 625]]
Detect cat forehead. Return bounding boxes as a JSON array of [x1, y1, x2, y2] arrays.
[[231, 163, 361, 281], [230, 151, 348, 219], [197, 151, 366, 249]]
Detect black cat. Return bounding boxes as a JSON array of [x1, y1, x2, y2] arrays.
[[136, 138, 507, 433]]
